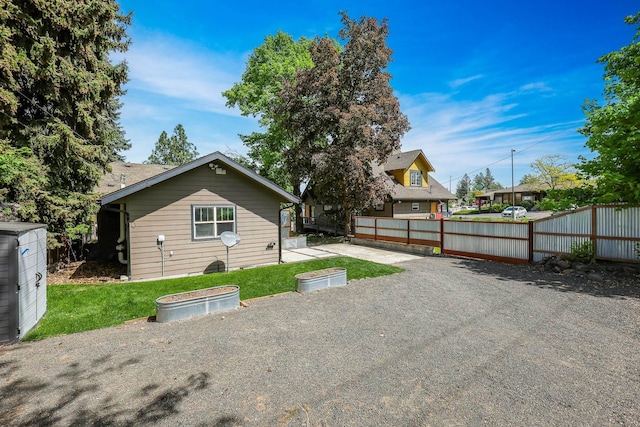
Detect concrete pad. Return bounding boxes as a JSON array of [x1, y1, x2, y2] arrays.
[[312, 243, 424, 265], [281, 247, 337, 263]]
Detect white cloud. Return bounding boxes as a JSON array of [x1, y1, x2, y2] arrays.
[[398, 91, 586, 187], [519, 81, 554, 93], [118, 34, 245, 116], [449, 74, 483, 88]]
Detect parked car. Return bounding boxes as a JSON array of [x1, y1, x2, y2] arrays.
[[501, 206, 527, 218]]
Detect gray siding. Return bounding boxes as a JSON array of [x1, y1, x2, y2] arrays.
[[17, 228, 47, 338], [0, 235, 17, 344], [114, 165, 282, 280], [392, 201, 433, 218]]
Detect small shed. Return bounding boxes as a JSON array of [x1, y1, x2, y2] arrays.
[[0, 222, 47, 344]]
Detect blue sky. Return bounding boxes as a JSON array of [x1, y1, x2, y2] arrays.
[[114, 0, 637, 190]]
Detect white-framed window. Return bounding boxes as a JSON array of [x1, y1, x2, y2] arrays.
[[410, 170, 422, 187], [412, 202, 420, 211], [192, 205, 236, 240]]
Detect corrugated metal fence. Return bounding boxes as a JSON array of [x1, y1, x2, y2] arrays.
[[354, 205, 640, 264]]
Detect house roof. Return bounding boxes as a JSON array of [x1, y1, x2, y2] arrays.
[[99, 152, 300, 206], [95, 162, 177, 195], [382, 172, 455, 201], [384, 149, 435, 173], [371, 158, 455, 201], [477, 184, 547, 199]]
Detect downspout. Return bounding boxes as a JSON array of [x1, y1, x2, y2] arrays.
[[102, 205, 131, 280], [116, 204, 127, 265], [279, 203, 295, 264]]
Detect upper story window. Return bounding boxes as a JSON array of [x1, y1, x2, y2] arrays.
[[192, 205, 236, 240], [410, 170, 423, 187]]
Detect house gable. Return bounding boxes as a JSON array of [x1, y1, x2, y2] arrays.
[[97, 152, 300, 280], [100, 152, 299, 206], [384, 150, 435, 188]]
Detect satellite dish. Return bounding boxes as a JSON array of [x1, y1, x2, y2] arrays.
[[220, 231, 241, 248], [220, 231, 241, 272]]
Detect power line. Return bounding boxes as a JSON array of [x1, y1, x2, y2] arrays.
[[447, 126, 577, 187]]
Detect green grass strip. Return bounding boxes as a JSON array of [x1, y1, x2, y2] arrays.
[[25, 257, 402, 341]]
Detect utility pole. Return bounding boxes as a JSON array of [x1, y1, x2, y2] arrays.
[[511, 149, 516, 220]]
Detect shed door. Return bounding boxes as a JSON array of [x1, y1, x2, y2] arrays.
[[0, 234, 19, 344], [18, 228, 47, 339]]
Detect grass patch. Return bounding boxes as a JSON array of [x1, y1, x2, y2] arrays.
[[305, 234, 344, 246], [25, 257, 402, 341]]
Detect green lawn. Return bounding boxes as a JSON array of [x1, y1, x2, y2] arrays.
[[25, 257, 403, 341]]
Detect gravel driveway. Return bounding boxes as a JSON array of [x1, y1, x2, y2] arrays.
[[1, 256, 639, 426]]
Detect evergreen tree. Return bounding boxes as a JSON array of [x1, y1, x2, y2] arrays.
[[146, 124, 199, 165], [0, 0, 131, 246], [456, 174, 471, 199]]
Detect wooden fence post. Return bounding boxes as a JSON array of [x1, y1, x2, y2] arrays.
[[528, 221, 534, 263], [440, 217, 445, 253]]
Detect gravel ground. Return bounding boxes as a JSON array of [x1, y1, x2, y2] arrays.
[[1, 256, 639, 426]]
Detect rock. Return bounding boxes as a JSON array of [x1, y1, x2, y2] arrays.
[[561, 268, 574, 275], [557, 259, 572, 270], [623, 266, 639, 275]]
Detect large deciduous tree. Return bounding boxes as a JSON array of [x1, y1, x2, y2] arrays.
[[520, 154, 578, 191], [0, 0, 130, 246], [279, 12, 410, 235], [222, 30, 314, 231], [145, 124, 198, 165], [578, 12, 640, 204]]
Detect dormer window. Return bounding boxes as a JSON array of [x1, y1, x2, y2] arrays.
[[410, 170, 422, 187]]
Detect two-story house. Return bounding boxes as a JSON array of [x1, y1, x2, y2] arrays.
[[302, 149, 455, 234]]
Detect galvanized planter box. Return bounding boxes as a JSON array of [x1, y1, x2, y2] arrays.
[[296, 268, 347, 293], [156, 285, 239, 323]]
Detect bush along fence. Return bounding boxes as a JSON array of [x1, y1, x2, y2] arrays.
[[354, 205, 640, 264]]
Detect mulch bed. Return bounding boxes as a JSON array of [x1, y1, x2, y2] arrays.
[[47, 260, 127, 285]]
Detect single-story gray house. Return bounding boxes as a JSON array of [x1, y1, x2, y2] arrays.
[[96, 152, 299, 280]]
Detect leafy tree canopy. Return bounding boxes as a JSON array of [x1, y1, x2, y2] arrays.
[[0, 0, 131, 246], [279, 12, 410, 234], [578, 12, 640, 204], [222, 30, 314, 191], [145, 124, 199, 165], [520, 155, 579, 191]]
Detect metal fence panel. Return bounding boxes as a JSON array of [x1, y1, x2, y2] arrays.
[[533, 235, 590, 262], [534, 209, 592, 235], [597, 238, 638, 261], [596, 206, 640, 238], [444, 221, 528, 238], [356, 217, 376, 228], [445, 234, 529, 260], [409, 220, 440, 232]]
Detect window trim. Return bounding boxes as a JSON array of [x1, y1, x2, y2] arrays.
[[191, 204, 236, 241], [410, 170, 422, 187]]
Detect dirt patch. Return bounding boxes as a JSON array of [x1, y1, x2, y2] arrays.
[[157, 286, 238, 303], [47, 260, 127, 285]]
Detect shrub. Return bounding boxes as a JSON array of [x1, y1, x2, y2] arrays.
[[570, 240, 594, 264], [490, 202, 507, 213], [520, 200, 534, 210]]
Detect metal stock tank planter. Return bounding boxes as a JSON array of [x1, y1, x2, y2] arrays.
[[155, 285, 240, 323], [296, 268, 347, 293]]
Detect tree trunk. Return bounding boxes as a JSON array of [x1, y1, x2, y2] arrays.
[[293, 179, 304, 233], [343, 206, 352, 236]]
